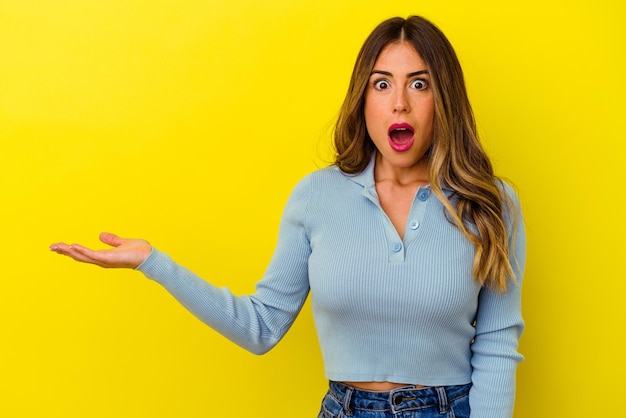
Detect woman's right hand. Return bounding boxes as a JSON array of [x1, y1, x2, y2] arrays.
[[50, 232, 152, 269]]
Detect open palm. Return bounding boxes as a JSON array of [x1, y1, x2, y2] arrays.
[[50, 232, 152, 269]]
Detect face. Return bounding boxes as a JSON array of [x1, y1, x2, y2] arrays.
[[364, 41, 434, 179]]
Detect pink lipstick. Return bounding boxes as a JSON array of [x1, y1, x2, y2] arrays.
[[388, 123, 415, 152]]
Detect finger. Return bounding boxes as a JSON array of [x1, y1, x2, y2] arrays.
[[65, 248, 108, 267], [50, 242, 89, 255], [50, 243, 106, 266], [69, 244, 113, 264], [99, 232, 124, 247], [49, 242, 70, 252]]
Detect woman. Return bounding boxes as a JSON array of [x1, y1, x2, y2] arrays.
[[51, 16, 525, 418]]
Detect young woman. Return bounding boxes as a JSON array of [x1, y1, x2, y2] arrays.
[[51, 16, 525, 418]]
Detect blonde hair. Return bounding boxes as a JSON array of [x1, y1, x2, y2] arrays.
[[334, 16, 517, 292]]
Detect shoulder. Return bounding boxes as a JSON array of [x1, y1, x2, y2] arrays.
[[284, 165, 346, 209], [496, 178, 520, 201], [292, 165, 355, 193], [494, 178, 522, 218], [306, 165, 348, 182], [494, 179, 525, 246], [285, 165, 362, 216]]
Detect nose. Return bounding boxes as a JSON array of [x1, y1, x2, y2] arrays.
[[393, 89, 410, 113]]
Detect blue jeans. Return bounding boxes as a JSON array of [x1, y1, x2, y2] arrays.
[[318, 381, 471, 418]]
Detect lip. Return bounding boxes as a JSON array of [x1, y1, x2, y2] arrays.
[[387, 122, 415, 152], [387, 122, 414, 136]]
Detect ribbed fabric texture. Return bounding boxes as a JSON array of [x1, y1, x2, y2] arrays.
[[137, 157, 525, 418]]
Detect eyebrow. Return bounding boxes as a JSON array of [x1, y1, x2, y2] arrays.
[[371, 69, 429, 77]]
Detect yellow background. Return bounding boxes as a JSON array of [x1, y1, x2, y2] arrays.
[[1, 0, 624, 417]]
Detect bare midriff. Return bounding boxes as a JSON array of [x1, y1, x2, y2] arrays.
[[341, 381, 429, 391]]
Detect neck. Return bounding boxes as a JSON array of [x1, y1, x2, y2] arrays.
[[374, 154, 430, 187]]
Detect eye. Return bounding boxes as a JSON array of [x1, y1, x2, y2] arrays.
[[410, 79, 429, 90], [373, 79, 390, 90]]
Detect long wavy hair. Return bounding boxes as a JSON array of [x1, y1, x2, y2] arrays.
[[334, 16, 518, 292]]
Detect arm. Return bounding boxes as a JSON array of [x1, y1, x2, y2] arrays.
[[469, 185, 526, 417], [50, 176, 313, 355]]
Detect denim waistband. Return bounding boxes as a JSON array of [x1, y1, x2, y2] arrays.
[[328, 381, 471, 415]]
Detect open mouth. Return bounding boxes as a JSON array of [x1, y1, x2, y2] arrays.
[[388, 123, 415, 152]]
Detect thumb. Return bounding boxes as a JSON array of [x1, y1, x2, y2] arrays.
[[99, 232, 125, 247]]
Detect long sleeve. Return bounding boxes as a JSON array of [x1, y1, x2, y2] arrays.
[[469, 184, 526, 417], [135, 176, 313, 355]]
